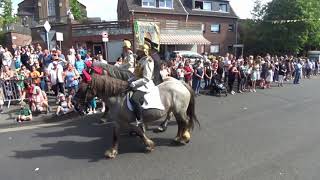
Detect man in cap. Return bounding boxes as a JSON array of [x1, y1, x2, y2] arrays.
[[129, 41, 155, 128], [120, 40, 135, 73]]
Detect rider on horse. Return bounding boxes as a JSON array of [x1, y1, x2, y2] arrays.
[[129, 41, 155, 126], [121, 40, 135, 73]]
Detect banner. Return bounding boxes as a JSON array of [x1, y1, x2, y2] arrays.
[[134, 21, 160, 51]]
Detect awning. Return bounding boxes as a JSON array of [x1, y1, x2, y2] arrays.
[[160, 34, 211, 45]]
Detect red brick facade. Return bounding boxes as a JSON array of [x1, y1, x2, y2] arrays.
[[118, 0, 239, 56], [132, 12, 237, 55]]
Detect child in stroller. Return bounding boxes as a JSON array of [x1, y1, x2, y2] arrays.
[[210, 75, 228, 96]]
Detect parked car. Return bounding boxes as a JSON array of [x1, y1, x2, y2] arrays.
[[171, 51, 203, 64]]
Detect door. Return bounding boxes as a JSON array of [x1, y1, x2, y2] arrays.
[[93, 44, 103, 56]]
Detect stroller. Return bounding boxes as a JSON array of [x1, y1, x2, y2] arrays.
[[210, 77, 228, 97]]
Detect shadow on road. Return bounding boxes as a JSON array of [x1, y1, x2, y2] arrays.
[[11, 116, 179, 162]]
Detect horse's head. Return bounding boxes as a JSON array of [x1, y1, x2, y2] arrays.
[[74, 81, 96, 115]]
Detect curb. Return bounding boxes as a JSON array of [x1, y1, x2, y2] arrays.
[[0, 111, 81, 130]]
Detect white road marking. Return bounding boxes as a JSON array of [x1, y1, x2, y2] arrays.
[[0, 120, 74, 134]]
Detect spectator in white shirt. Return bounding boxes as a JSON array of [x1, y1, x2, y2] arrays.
[[49, 61, 65, 96], [2, 48, 13, 68], [67, 49, 76, 67], [97, 54, 108, 64]]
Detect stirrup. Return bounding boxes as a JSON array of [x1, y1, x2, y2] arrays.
[[135, 119, 143, 127]]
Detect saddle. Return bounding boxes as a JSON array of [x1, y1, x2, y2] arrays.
[[127, 86, 165, 111]]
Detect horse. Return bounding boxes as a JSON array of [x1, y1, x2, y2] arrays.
[[74, 74, 199, 158], [92, 62, 171, 132], [89, 62, 133, 121]]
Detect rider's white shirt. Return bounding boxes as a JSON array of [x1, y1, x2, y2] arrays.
[[132, 56, 155, 93]]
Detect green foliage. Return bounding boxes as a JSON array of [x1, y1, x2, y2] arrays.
[[240, 0, 320, 55], [0, 0, 16, 26], [70, 0, 85, 21], [251, 0, 266, 20]]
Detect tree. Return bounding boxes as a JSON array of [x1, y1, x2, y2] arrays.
[[70, 0, 85, 21], [251, 0, 266, 20], [0, 0, 16, 26], [240, 0, 320, 55]]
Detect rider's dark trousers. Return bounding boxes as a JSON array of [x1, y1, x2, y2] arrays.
[[131, 90, 146, 120]]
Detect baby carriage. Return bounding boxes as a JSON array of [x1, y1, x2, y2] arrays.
[[210, 77, 228, 97]]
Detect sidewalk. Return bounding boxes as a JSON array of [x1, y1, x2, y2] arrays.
[[0, 97, 78, 129]]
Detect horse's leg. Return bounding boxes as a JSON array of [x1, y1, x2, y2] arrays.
[[173, 112, 190, 144], [154, 112, 173, 133], [99, 102, 110, 124], [104, 122, 120, 159], [128, 124, 155, 152]]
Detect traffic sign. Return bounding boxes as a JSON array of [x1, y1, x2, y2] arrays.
[[102, 31, 108, 38], [102, 37, 109, 42], [44, 21, 51, 32], [56, 32, 64, 41]]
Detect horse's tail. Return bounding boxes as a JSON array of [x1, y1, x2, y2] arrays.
[[183, 83, 200, 130]]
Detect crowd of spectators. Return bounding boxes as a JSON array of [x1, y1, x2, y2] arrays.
[[0, 43, 319, 123], [0, 44, 104, 121], [160, 53, 320, 96]]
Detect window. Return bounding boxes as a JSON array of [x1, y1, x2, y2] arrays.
[[48, 0, 56, 17], [159, 0, 173, 8], [203, 2, 212, 11], [228, 24, 234, 32], [210, 45, 220, 54], [195, 1, 212, 11], [219, 3, 228, 12], [142, 0, 156, 7], [211, 24, 220, 33], [195, 1, 203, 9]]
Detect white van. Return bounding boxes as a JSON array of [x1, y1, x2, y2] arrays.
[[308, 51, 320, 62], [171, 51, 203, 64]]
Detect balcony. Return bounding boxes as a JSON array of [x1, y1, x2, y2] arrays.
[[72, 20, 133, 37], [137, 19, 203, 34], [37, 16, 69, 25]]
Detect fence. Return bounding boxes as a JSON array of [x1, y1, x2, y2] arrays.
[[0, 80, 22, 108]]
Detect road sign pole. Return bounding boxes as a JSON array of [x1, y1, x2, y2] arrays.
[[102, 32, 109, 61], [104, 41, 108, 61], [46, 31, 50, 50], [59, 41, 62, 50]]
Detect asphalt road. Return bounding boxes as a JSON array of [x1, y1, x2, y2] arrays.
[[1, 79, 320, 180]]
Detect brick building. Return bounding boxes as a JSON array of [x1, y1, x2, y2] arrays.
[[17, 0, 87, 24], [118, 0, 238, 55]]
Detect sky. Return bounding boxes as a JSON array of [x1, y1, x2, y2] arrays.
[[13, 0, 272, 20]]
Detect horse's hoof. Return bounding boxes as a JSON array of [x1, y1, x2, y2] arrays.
[[145, 146, 155, 153], [145, 140, 155, 152], [153, 126, 167, 133], [104, 149, 118, 159], [182, 131, 191, 144], [173, 137, 186, 145], [174, 136, 181, 142]]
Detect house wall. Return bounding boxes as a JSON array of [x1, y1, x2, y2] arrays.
[[5, 32, 32, 47], [130, 12, 237, 55], [188, 15, 237, 55], [31, 23, 72, 53], [117, 0, 130, 21]]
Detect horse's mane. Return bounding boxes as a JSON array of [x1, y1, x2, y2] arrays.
[[91, 74, 129, 98], [93, 62, 133, 81]]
